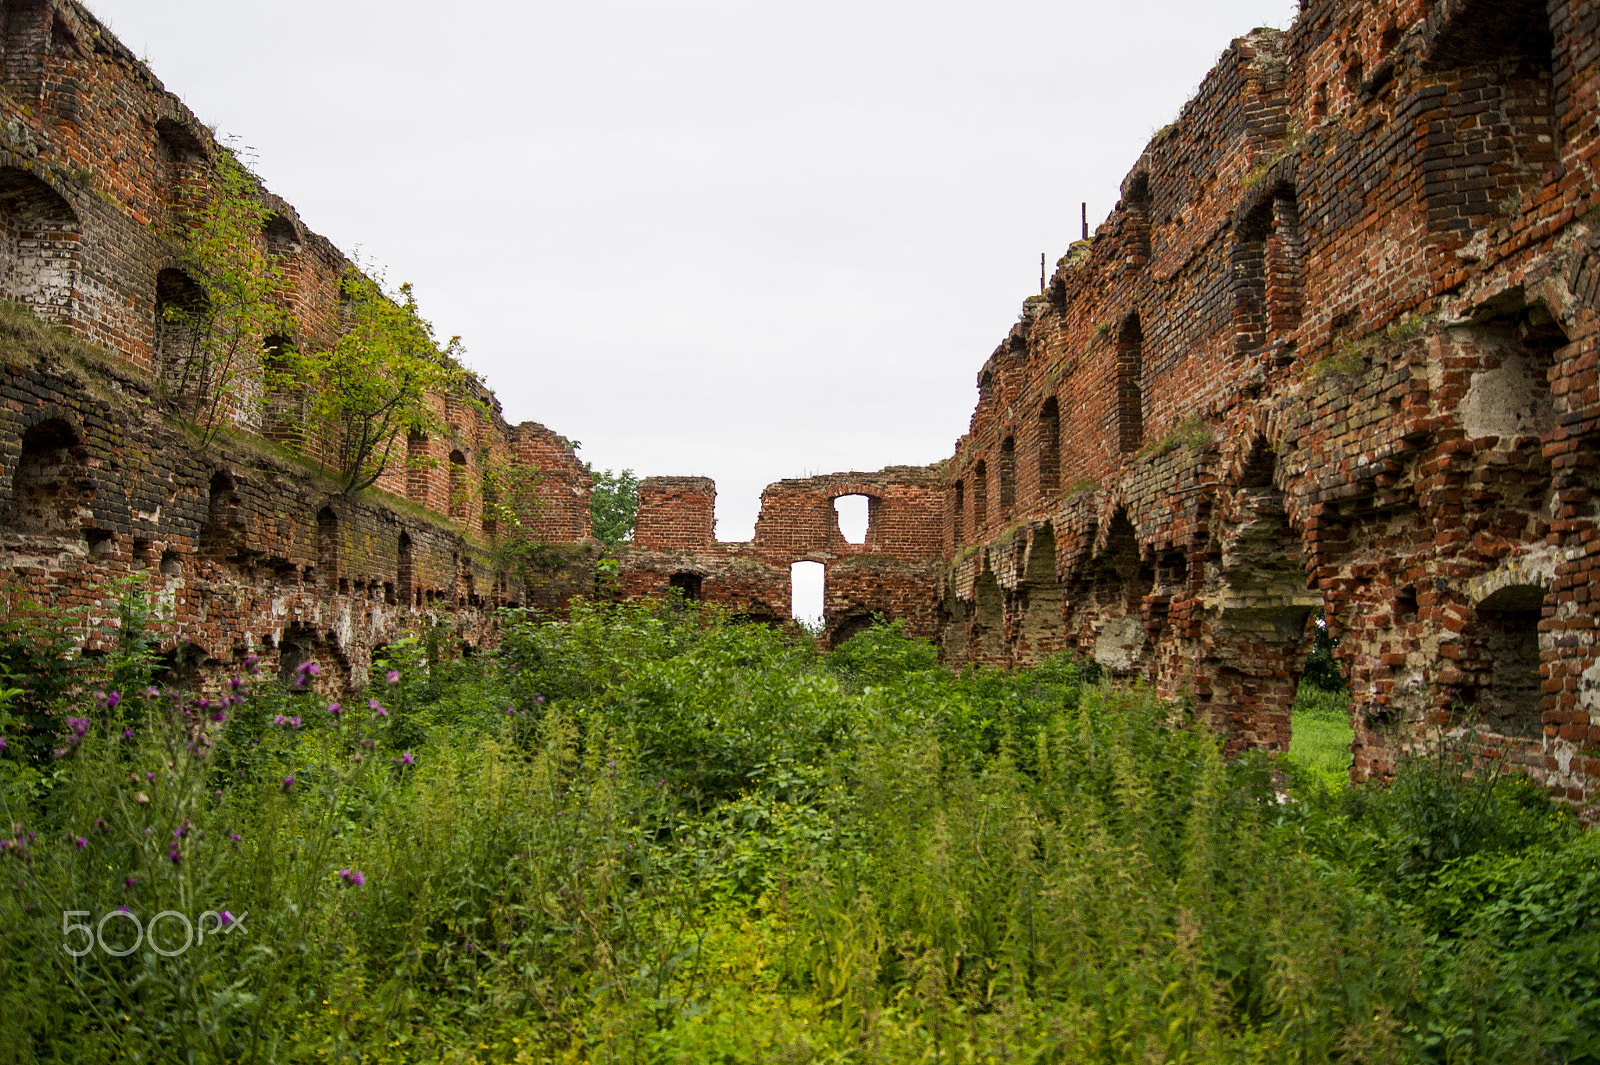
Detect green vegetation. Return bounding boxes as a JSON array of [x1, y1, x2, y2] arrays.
[[1312, 313, 1435, 379], [165, 151, 292, 445], [1289, 686, 1354, 791], [587, 466, 640, 548], [0, 595, 1596, 1063], [278, 270, 466, 495], [1139, 414, 1214, 459]]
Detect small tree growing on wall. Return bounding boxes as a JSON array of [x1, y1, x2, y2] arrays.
[[164, 150, 291, 444], [278, 269, 464, 496]]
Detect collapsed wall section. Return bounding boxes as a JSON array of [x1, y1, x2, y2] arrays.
[[617, 467, 947, 646]]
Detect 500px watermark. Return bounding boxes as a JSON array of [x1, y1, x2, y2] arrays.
[[62, 909, 247, 957]]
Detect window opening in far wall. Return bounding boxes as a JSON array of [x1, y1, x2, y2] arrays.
[[834, 494, 869, 544], [791, 560, 824, 630]]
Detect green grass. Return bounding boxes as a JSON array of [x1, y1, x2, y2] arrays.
[[1288, 684, 1354, 790]]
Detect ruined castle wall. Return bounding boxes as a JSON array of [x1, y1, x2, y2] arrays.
[[0, 0, 593, 688], [619, 467, 947, 645], [943, 0, 1600, 814]]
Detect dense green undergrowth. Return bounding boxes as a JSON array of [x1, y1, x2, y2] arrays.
[[0, 595, 1596, 1064]]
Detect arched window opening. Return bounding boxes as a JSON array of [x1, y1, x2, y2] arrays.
[[952, 479, 965, 548], [833, 494, 872, 545], [448, 450, 469, 520], [972, 460, 988, 534], [0, 167, 80, 324], [405, 432, 429, 506], [999, 437, 1016, 514], [6, 417, 86, 535], [668, 572, 702, 602], [1038, 397, 1061, 495], [397, 532, 414, 608], [1117, 314, 1144, 453], [791, 560, 824, 629], [316, 507, 339, 593], [154, 268, 211, 398]]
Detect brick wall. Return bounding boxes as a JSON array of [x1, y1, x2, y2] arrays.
[[941, 0, 1600, 816]]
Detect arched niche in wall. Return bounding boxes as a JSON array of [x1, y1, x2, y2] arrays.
[[448, 450, 468, 520], [316, 506, 340, 593], [261, 212, 299, 259], [154, 117, 206, 212], [405, 432, 429, 506], [5, 416, 88, 535], [668, 571, 703, 602], [0, 167, 79, 325], [972, 459, 989, 536], [1233, 184, 1303, 355], [1116, 314, 1144, 454], [999, 437, 1017, 515], [1420, 0, 1556, 240], [1466, 582, 1548, 738], [154, 268, 210, 399], [1037, 397, 1060, 496], [952, 478, 965, 547], [260, 334, 303, 446], [200, 469, 245, 559], [1123, 170, 1152, 265], [397, 531, 414, 607]]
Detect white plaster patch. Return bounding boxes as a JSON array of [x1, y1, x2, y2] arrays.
[[1459, 353, 1554, 439], [1093, 614, 1144, 671]]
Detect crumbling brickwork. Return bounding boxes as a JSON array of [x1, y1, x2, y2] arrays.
[[618, 467, 945, 646], [942, 0, 1600, 814], [0, 0, 592, 689]]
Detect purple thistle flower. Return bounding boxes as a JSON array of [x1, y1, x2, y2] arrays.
[[212, 711, 226, 722], [167, 844, 181, 865], [124, 876, 136, 888], [230, 832, 242, 842], [339, 868, 366, 887], [118, 904, 131, 913], [328, 702, 342, 717], [272, 715, 286, 727], [290, 716, 301, 728], [122, 728, 134, 739], [105, 691, 120, 710], [74, 836, 86, 849], [386, 670, 400, 685], [368, 699, 388, 717], [281, 775, 295, 791], [219, 910, 235, 926]]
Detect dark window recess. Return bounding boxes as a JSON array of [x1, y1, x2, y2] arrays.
[[669, 572, 702, 601], [1117, 314, 1143, 453]]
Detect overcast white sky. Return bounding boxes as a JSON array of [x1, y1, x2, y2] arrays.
[[89, 0, 1298, 543]]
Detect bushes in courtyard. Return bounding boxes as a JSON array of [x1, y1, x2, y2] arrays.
[[0, 595, 1595, 1063]]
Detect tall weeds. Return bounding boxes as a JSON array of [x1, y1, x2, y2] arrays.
[[0, 599, 1595, 1063]]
